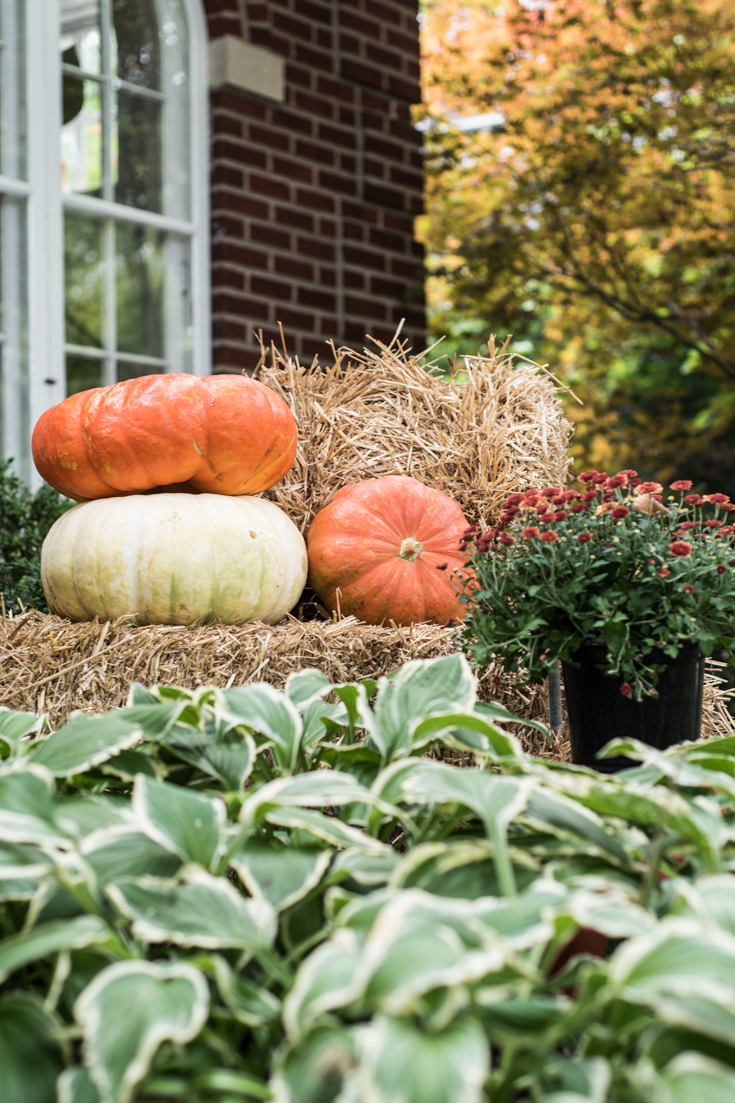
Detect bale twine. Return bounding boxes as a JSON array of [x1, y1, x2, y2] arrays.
[[1, 612, 731, 759], [259, 335, 574, 533]]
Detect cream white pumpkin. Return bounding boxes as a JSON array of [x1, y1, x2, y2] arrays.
[[41, 493, 307, 626]]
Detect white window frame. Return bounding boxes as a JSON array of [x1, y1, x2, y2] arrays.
[[25, 0, 210, 488]]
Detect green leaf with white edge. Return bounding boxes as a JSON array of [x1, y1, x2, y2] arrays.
[[371, 654, 477, 761], [0, 915, 118, 984], [230, 840, 332, 911], [328, 848, 399, 889], [332, 682, 376, 742], [673, 874, 735, 936], [264, 805, 392, 855], [523, 787, 630, 864], [163, 724, 256, 792], [210, 955, 282, 1026], [0, 993, 64, 1103], [411, 711, 521, 759], [284, 668, 334, 709], [301, 700, 350, 753], [100, 749, 159, 781], [475, 699, 549, 736], [119, 695, 191, 740], [218, 683, 303, 771], [660, 1052, 735, 1102], [132, 774, 226, 869], [107, 867, 276, 949], [55, 794, 130, 837], [357, 1013, 489, 1103], [57, 1066, 100, 1103], [283, 928, 364, 1039], [271, 1024, 357, 1103], [611, 918, 735, 1003], [538, 1055, 611, 1102], [82, 826, 182, 882], [0, 839, 52, 881], [240, 770, 393, 831], [26, 712, 144, 776], [0, 768, 72, 848], [0, 707, 42, 757], [75, 959, 210, 1103], [642, 992, 735, 1048]]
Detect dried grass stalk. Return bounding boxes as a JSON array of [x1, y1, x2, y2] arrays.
[[258, 335, 573, 533], [1, 613, 731, 763]]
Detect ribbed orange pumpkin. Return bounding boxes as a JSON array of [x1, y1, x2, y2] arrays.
[[307, 475, 471, 626], [32, 373, 297, 502]]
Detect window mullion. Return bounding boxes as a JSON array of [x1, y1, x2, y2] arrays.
[[103, 218, 116, 385]]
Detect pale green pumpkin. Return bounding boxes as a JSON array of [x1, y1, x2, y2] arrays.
[[41, 493, 307, 625]]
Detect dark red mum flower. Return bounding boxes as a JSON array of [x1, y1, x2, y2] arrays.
[[720, 525, 734, 535], [704, 494, 730, 505], [592, 473, 609, 484], [540, 530, 559, 543], [638, 481, 663, 494], [717, 565, 728, 575], [542, 487, 562, 498], [677, 522, 695, 531], [505, 493, 524, 507], [682, 584, 695, 594], [611, 506, 629, 519], [706, 520, 723, 528], [553, 510, 568, 521], [570, 503, 586, 514], [537, 513, 555, 524], [620, 683, 633, 697], [578, 471, 599, 483], [577, 533, 592, 543], [670, 540, 693, 557], [522, 527, 540, 539], [463, 525, 479, 535], [685, 494, 704, 506], [499, 534, 515, 546], [657, 567, 671, 577], [670, 480, 692, 491], [605, 474, 628, 489], [435, 562, 448, 570], [582, 491, 598, 502]]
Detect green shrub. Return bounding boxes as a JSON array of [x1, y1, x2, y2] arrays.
[[0, 460, 72, 614], [2, 654, 735, 1101]]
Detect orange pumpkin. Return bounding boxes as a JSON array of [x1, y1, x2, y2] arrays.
[[307, 475, 471, 626], [32, 373, 297, 502]]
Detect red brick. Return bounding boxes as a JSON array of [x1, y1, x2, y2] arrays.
[[318, 170, 356, 196], [212, 215, 244, 239], [342, 201, 378, 224], [339, 10, 380, 36], [344, 221, 365, 241], [295, 139, 335, 165], [213, 347, 262, 371], [249, 124, 291, 152], [298, 287, 336, 311], [302, 337, 327, 357], [213, 114, 243, 137], [345, 295, 388, 320], [213, 317, 246, 339], [213, 292, 270, 320], [369, 227, 405, 252], [278, 307, 315, 329], [366, 44, 402, 69], [316, 77, 355, 104], [274, 108, 314, 135], [370, 276, 404, 297], [384, 212, 415, 234], [285, 64, 312, 90], [213, 189, 270, 217], [273, 11, 313, 38], [316, 29, 333, 49], [275, 206, 314, 231], [318, 124, 356, 150], [390, 257, 423, 279], [340, 33, 360, 56], [364, 158, 385, 179], [386, 28, 421, 56], [293, 92, 333, 120], [213, 194, 268, 221], [294, 0, 331, 22], [273, 156, 313, 184], [295, 188, 334, 212], [212, 242, 269, 268], [275, 255, 315, 280], [343, 245, 385, 270], [318, 218, 337, 237], [364, 0, 402, 26], [341, 60, 383, 89], [296, 236, 335, 261], [251, 224, 292, 249], [250, 173, 290, 201], [319, 267, 336, 285], [211, 88, 266, 119], [295, 44, 334, 73], [343, 270, 365, 288], [211, 164, 243, 188], [251, 275, 293, 299], [213, 140, 267, 168], [390, 166, 423, 190], [365, 134, 405, 161], [364, 183, 405, 209], [339, 154, 357, 174], [207, 16, 242, 38]]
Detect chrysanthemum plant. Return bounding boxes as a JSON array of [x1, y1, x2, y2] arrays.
[[454, 471, 735, 700]]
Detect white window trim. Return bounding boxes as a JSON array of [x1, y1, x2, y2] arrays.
[[25, 0, 211, 489]]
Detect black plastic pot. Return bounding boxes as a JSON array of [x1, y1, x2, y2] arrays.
[[561, 641, 704, 772]]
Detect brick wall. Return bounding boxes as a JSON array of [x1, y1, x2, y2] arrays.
[[204, 0, 426, 371]]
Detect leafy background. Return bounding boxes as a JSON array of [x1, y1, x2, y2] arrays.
[[4, 654, 735, 1101]]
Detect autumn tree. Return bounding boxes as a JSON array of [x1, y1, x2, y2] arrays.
[[419, 0, 735, 490]]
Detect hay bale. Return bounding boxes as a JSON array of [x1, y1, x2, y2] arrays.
[[1, 613, 730, 761], [259, 335, 573, 533]]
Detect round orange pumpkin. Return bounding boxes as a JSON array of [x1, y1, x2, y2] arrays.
[[32, 373, 297, 502], [307, 475, 471, 626]]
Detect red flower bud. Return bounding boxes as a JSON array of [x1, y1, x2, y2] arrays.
[[620, 683, 633, 697], [577, 533, 592, 543], [670, 480, 692, 491]]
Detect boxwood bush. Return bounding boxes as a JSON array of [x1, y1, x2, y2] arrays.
[[2, 653, 735, 1102], [0, 460, 71, 614]]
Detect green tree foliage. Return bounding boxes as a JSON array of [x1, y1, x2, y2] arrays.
[[420, 0, 735, 490], [0, 462, 72, 614]]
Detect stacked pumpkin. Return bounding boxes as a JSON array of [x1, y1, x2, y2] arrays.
[[34, 375, 473, 628], [33, 374, 308, 626]]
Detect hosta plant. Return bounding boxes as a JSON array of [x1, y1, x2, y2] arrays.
[[3, 654, 735, 1101], [457, 470, 735, 698]]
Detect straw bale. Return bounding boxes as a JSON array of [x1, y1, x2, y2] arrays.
[[1, 612, 730, 763], [258, 335, 573, 533]]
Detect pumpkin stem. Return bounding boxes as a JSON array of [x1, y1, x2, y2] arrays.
[[398, 537, 424, 562]]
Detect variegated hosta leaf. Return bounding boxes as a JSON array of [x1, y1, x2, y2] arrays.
[[210, 955, 281, 1027], [163, 723, 256, 792], [283, 929, 364, 1040], [271, 1025, 357, 1103], [26, 713, 144, 777], [0, 993, 63, 1103], [0, 914, 118, 984], [107, 867, 276, 950], [132, 774, 226, 870], [57, 1066, 100, 1103], [82, 827, 182, 882], [659, 1053, 735, 1103], [230, 840, 332, 911], [371, 654, 477, 762], [239, 770, 389, 831], [357, 1014, 489, 1103], [0, 768, 72, 849], [536, 1054, 611, 1102], [264, 806, 391, 856], [284, 668, 334, 709], [0, 707, 42, 757], [75, 960, 209, 1103], [217, 683, 303, 769]]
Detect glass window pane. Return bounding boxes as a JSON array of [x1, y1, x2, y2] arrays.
[[116, 221, 164, 359], [114, 89, 161, 212], [0, 0, 26, 180], [66, 354, 104, 396], [61, 76, 103, 196], [65, 212, 104, 349], [0, 197, 28, 480], [60, 0, 101, 75], [112, 0, 160, 90], [116, 360, 153, 384]]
